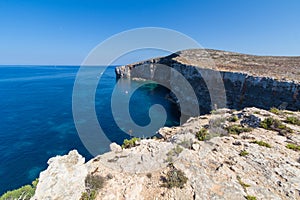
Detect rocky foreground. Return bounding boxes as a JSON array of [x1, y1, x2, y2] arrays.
[[32, 107, 300, 200]]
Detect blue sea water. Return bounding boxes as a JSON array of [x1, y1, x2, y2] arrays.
[[0, 66, 180, 195]]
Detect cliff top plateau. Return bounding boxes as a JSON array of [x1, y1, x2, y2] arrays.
[[122, 49, 300, 83]]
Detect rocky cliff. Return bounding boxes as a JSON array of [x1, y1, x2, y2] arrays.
[[31, 107, 300, 200], [115, 49, 300, 114]]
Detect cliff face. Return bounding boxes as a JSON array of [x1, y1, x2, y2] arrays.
[[32, 107, 300, 200], [115, 49, 300, 114]]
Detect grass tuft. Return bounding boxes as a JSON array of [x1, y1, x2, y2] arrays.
[[239, 150, 249, 156], [285, 116, 300, 126], [121, 137, 140, 149], [251, 140, 271, 148], [226, 125, 252, 135], [286, 143, 300, 151]]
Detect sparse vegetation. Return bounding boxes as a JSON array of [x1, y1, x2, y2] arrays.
[[285, 116, 300, 126], [260, 117, 293, 135], [196, 128, 208, 141], [269, 107, 280, 115], [0, 179, 38, 200], [208, 117, 228, 137], [80, 174, 105, 200], [179, 138, 193, 149], [239, 150, 249, 156], [286, 143, 300, 151], [165, 145, 183, 163], [229, 115, 239, 122], [237, 176, 250, 190], [245, 195, 257, 200], [251, 140, 271, 148], [209, 117, 226, 128], [121, 137, 140, 149], [226, 125, 252, 135], [161, 164, 188, 189], [208, 127, 228, 137]]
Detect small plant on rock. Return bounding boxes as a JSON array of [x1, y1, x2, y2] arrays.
[[196, 128, 208, 141], [237, 176, 250, 191], [286, 143, 300, 151], [251, 140, 271, 148], [226, 125, 252, 135], [269, 107, 280, 115], [285, 116, 300, 126], [80, 174, 105, 200], [179, 138, 193, 149], [161, 163, 188, 189], [209, 117, 226, 128], [229, 115, 239, 122], [260, 117, 293, 135], [239, 150, 249, 156], [121, 137, 140, 149], [245, 195, 257, 200]]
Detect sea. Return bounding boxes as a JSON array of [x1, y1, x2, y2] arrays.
[[0, 66, 180, 194]]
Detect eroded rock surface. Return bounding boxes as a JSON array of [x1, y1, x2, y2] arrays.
[[115, 49, 300, 113], [32, 150, 88, 200], [34, 108, 300, 200]]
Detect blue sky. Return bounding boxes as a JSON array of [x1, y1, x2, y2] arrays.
[[0, 0, 299, 65]]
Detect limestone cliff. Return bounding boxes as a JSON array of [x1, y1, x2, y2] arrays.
[[115, 49, 300, 114], [32, 107, 300, 200]]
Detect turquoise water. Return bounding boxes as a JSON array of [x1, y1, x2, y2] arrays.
[[0, 66, 180, 194]]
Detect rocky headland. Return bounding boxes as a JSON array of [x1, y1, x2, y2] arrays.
[[31, 107, 300, 200], [115, 49, 300, 114]]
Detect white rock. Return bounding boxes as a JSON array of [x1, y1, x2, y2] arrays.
[[32, 150, 88, 200], [192, 143, 200, 151], [110, 142, 122, 153]]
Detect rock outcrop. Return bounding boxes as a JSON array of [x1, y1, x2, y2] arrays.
[[32, 150, 88, 200], [115, 49, 300, 114], [34, 108, 300, 200]]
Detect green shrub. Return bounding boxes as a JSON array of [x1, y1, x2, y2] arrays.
[[161, 164, 188, 189], [269, 107, 280, 115], [80, 174, 105, 200], [229, 115, 239, 122], [251, 140, 271, 148], [237, 176, 250, 190], [260, 117, 293, 135], [121, 137, 140, 149], [285, 116, 300, 126], [80, 191, 97, 200], [286, 143, 300, 151], [245, 195, 257, 200], [226, 125, 252, 135], [196, 128, 208, 141], [239, 150, 249, 156], [0, 179, 38, 200]]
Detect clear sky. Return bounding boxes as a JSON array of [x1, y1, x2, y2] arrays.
[[0, 0, 299, 65]]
